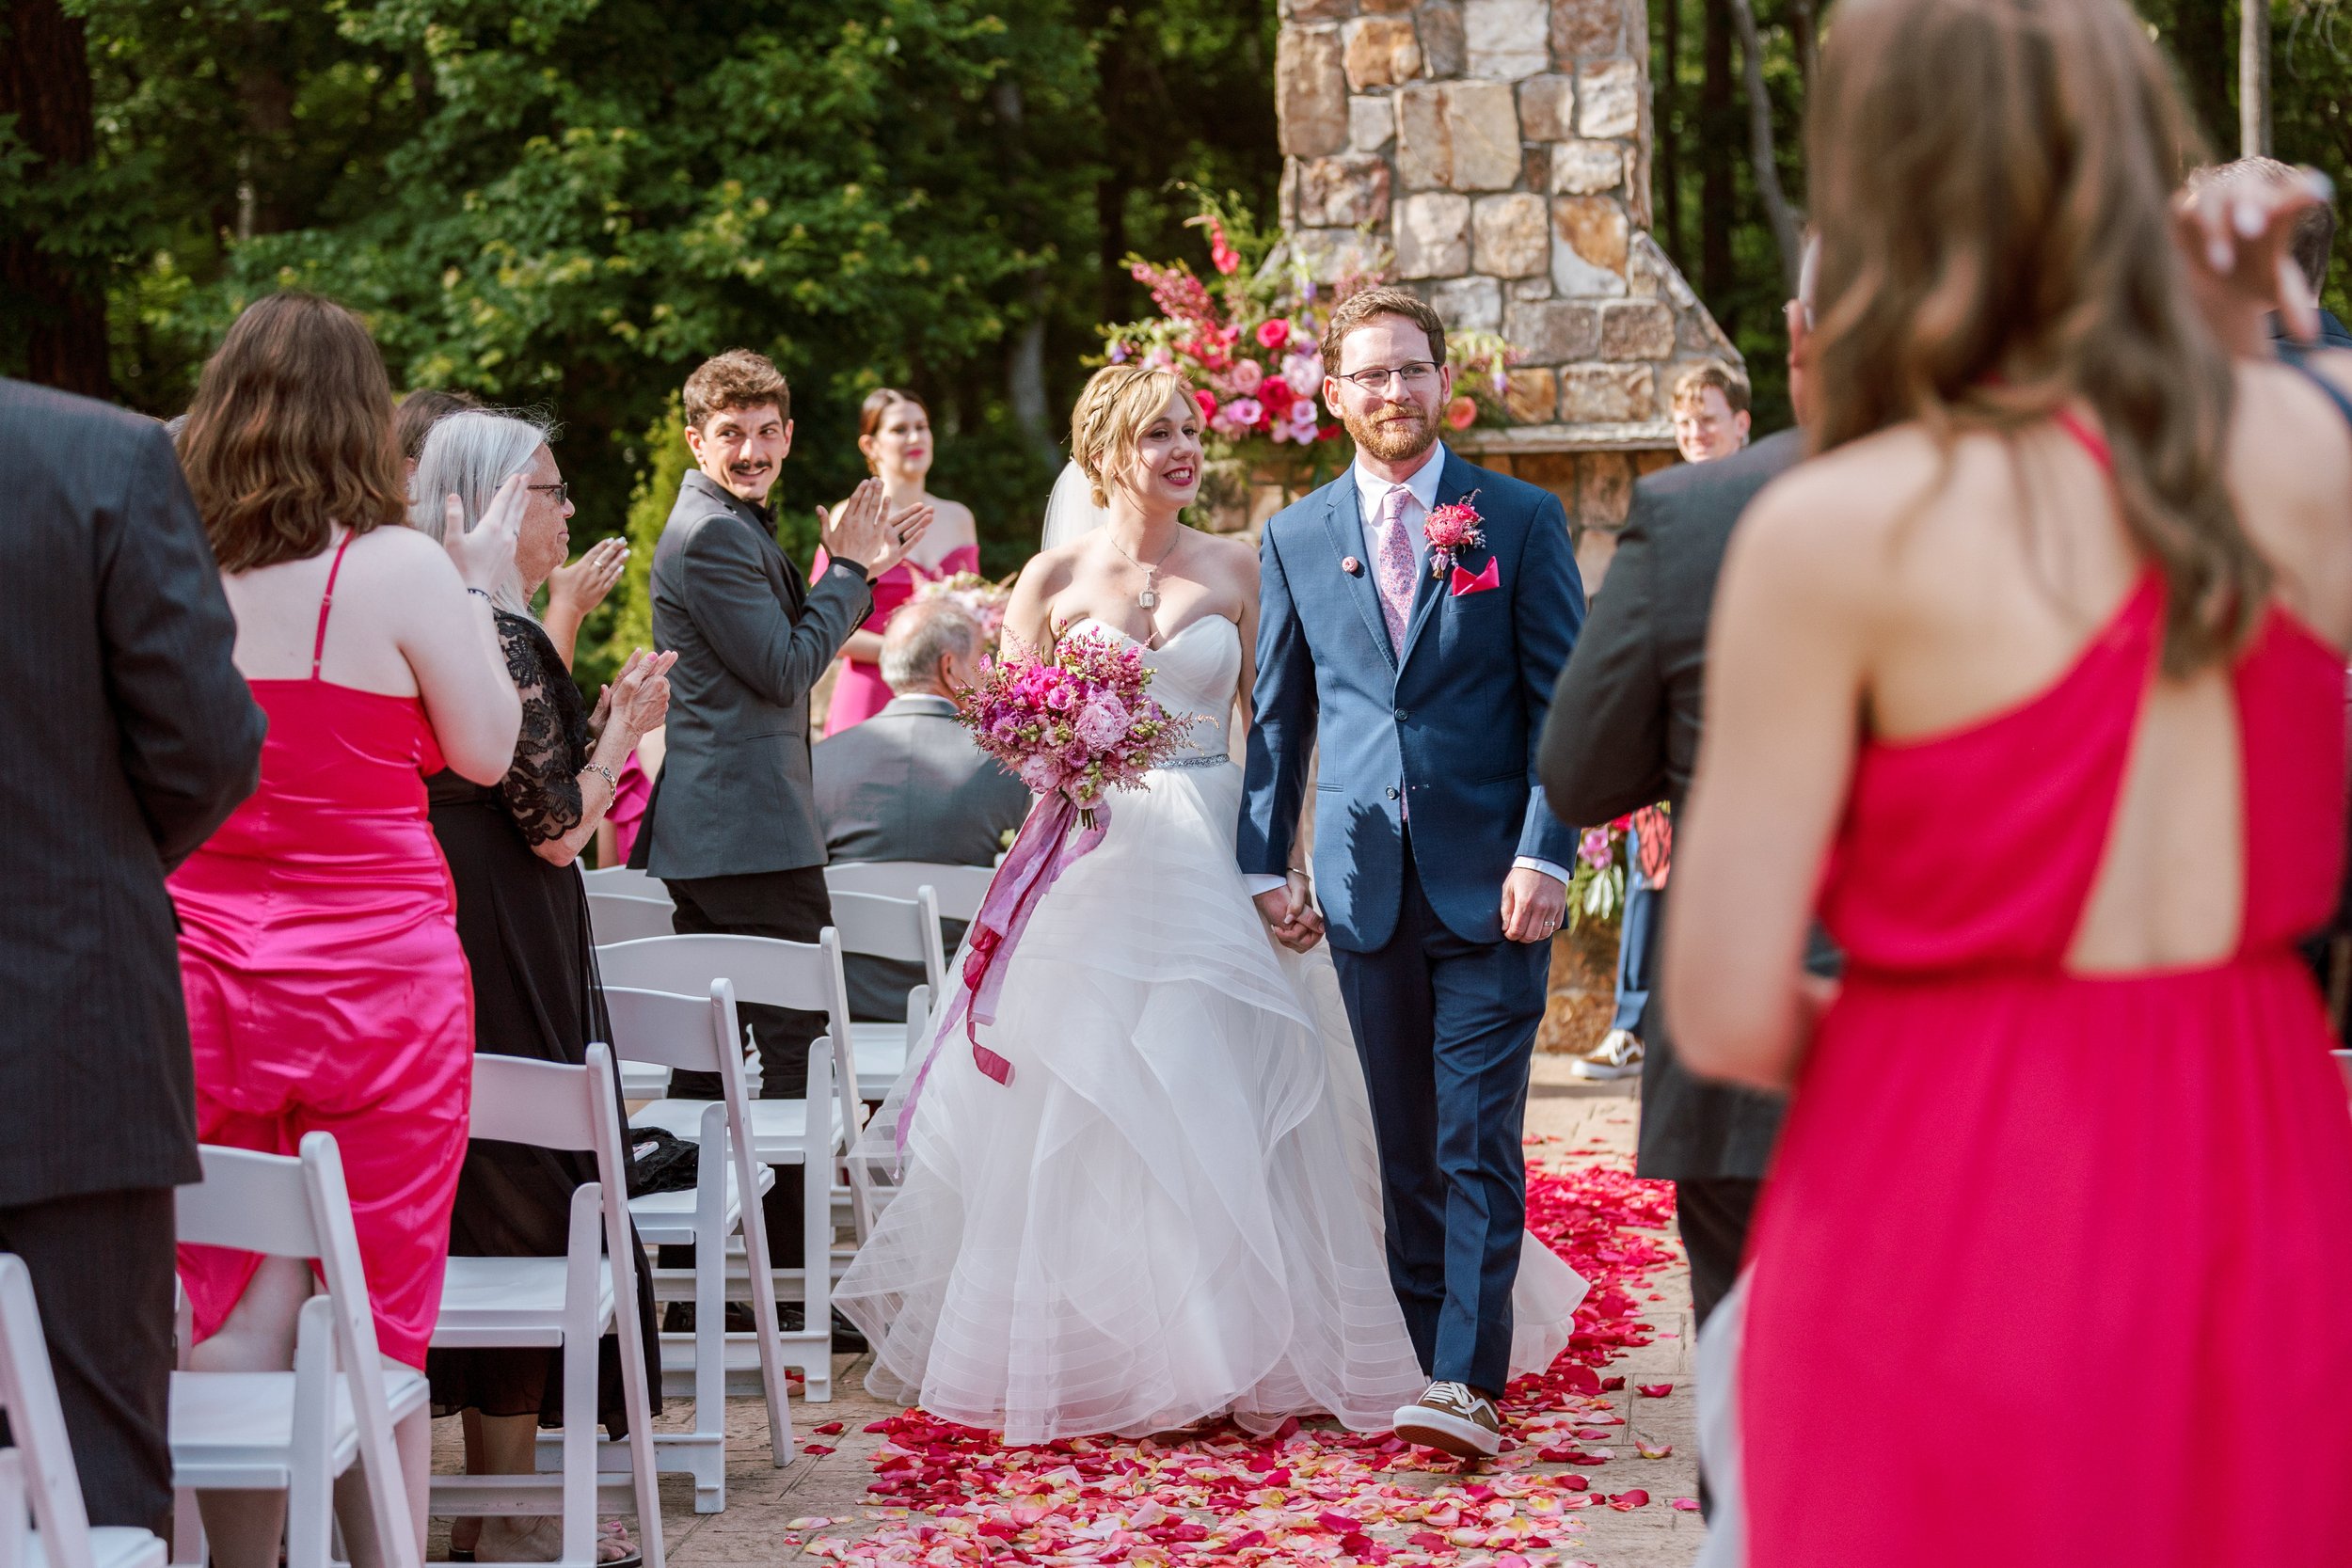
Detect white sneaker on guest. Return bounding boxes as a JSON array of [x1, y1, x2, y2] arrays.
[[1572, 1028, 1645, 1081]]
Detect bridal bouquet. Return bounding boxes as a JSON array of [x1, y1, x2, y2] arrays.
[[900, 639, 1195, 1125]]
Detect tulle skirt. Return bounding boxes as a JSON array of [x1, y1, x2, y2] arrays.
[[836, 759, 1583, 1442]]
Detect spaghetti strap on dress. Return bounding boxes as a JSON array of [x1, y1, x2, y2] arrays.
[[172, 532, 476, 1368], [1702, 417, 2352, 1566]]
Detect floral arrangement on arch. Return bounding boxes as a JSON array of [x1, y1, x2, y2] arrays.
[[1100, 190, 1524, 492], [1567, 815, 1635, 933], [912, 569, 1015, 650]]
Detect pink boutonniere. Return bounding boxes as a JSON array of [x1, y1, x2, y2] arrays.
[[1423, 493, 1486, 580]]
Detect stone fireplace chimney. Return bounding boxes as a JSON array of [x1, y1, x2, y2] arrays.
[[1276, 0, 1739, 575]]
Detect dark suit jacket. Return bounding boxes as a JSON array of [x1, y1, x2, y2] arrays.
[[811, 694, 1030, 1020], [0, 380, 265, 1207], [1538, 428, 1805, 1182], [640, 470, 872, 880]]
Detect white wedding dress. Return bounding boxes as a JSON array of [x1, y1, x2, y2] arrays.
[[835, 614, 1585, 1443]]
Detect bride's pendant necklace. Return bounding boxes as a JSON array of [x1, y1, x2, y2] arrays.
[[1111, 528, 1181, 613]]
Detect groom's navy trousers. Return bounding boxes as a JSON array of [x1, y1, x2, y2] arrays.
[[1331, 845, 1549, 1395]]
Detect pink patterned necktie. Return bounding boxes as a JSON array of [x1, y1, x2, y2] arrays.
[[1373, 484, 1417, 651]]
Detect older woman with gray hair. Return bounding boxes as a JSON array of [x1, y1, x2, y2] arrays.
[[410, 410, 672, 1566]]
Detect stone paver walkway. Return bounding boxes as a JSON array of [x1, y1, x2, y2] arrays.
[[429, 1057, 1704, 1566]]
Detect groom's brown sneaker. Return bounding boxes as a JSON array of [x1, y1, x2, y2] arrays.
[[1392, 1381, 1502, 1458]]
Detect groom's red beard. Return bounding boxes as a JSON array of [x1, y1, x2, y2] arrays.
[[1343, 402, 1438, 463]]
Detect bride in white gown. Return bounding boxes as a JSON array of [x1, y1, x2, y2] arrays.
[[835, 367, 1584, 1444]]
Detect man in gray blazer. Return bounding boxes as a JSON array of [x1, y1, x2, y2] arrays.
[[633, 349, 925, 1265], [813, 599, 1029, 1020], [0, 380, 265, 1531]]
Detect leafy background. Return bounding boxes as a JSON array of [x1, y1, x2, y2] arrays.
[[4, 0, 2346, 692]]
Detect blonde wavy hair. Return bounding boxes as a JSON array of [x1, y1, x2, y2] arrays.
[[1807, 0, 2262, 674], [1070, 365, 1192, 509]]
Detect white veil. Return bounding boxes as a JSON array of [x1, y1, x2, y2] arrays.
[[1040, 461, 1109, 550]]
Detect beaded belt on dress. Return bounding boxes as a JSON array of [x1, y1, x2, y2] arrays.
[[1161, 752, 1232, 770]]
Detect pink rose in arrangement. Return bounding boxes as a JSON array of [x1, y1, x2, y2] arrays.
[[1074, 694, 1131, 750], [1193, 389, 1217, 424], [1445, 394, 1479, 431], [1257, 318, 1292, 351], [1580, 827, 1614, 869], [1282, 351, 1324, 396], [1228, 357, 1264, 395]]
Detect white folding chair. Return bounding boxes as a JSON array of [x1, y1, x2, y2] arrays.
[[822, 861, 994, 926], [580, 866, 671, 904], [429, 1046, 662, 1568], [596, 933, 860, 1400], [824, 889, 946, 1102], [167, 1135, 425, 1568], [0, 1258, 167, 1568], [586, 894, 675, 947], [605, 983, 793, 1510]]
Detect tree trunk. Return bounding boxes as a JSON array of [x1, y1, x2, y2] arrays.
[[1661, 0, 1684, 266], [1699, 0, 1735, 317], [1727, 0, 1802, 295], [1788, 0, 1819, 95], [0, 0, 112, 398], [2240, 0, 2271, 157]]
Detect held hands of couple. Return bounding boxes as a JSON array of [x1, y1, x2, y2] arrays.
[[1253, 872, 1327, 954], [820, 478, 934, 580], [442, 474, 527, 594]]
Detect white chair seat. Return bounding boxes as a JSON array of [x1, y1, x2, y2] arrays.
[[627, 1164, 773, 1247], [849, 1022, 910, 1101], [24, 1527, 167, 1568], [170, 1369, 429, 1487], [435, 1257, 613, 1348], [630, 1098, 845, 1164]]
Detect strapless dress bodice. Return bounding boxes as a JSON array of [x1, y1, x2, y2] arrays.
[[1064, 616, 1242, 765]]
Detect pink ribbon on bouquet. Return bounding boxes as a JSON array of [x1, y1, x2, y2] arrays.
[[894, 791, 1110, 1156]]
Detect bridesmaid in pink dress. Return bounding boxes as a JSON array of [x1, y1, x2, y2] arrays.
[[813, 388, 980, 733], [1663, 4, 2352, 1564], [167, 294, 526, 1568]]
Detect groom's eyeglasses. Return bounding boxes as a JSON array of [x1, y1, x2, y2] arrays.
[[1339, 362, 1439, 394]]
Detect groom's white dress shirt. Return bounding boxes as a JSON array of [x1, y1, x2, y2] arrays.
[[1246, 441, 1568, 901]]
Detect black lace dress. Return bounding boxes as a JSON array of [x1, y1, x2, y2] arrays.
[[423, 611, 660, 1433]]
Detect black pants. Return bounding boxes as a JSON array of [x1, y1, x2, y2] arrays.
[[1675, 1175, 1760, 1520], [0, 1188, 177, 1534], [659, 867, 834, 1268]]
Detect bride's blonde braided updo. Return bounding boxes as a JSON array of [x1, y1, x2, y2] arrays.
[[1070, 364, 1192, 509]]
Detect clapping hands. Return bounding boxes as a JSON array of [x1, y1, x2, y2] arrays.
[[821, 478, 934, 579], [442, 474, 525, 594], [548, 537, 628, 620], [2175, 164, 2332, 356], [594, 647, 677, 740], [1254, 871, 1327, 954]]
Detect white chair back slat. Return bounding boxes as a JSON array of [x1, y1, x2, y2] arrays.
[[0, 1258, 98, 1568], [587, 893, 675, 946], [580, 865, 672, 904], [469, 1053, 604, 1150], [823, 861, 993, 924], [826, 889, 946, 992]]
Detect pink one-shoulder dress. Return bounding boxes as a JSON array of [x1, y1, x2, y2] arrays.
[[171, 535, 474, 1369]]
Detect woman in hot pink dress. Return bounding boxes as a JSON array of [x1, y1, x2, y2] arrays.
[[1664, 3, 2352, 1564], [814, 388, 978, 733], [168, 294, 525, 1568]]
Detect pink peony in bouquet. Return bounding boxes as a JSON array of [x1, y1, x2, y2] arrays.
[[956, 632, 1195, 825], [899, 635, 1196, 1124]]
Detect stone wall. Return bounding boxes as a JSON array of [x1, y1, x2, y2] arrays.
[[1275, 0, 1740, 567]]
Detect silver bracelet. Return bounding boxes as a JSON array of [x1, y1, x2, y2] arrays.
[[584, 763, 617, 798]]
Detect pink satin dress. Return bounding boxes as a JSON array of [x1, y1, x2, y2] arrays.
[[814, 543, 980, 734], [172, 534, 475, 1370], [1735, 427, 2352, 1563]]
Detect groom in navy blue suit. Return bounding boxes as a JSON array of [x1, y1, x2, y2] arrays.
[[1239, 287, 1585, 1456]]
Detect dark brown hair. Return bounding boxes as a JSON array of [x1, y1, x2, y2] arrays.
[[683, 348, 790, 430], [1806, 0, 2262, 673], [859, 388, 929, 474], [1673, 361, 1751, 417], [176, 293, 409, 573], [394, 387, 481, 461], [1319, 286, 1450, 375]]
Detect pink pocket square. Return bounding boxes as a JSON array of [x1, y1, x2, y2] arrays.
[[1450, 557, 1501, 596]]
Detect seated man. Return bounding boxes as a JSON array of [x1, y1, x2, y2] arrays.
[[813, 598, 1029, 1021]]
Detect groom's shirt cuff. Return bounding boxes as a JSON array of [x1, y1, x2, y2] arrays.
[[1515, 856, 1570, 886], [1244, 874, 1289, 898]]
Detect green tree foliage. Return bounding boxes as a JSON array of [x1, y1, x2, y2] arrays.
[[5, 0, 1279, 688]]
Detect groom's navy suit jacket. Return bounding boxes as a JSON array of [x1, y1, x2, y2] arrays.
[[1240, 448, 1586, 950]]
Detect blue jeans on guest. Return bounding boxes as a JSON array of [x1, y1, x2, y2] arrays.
[[1610, 822, 1659, 1037]]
